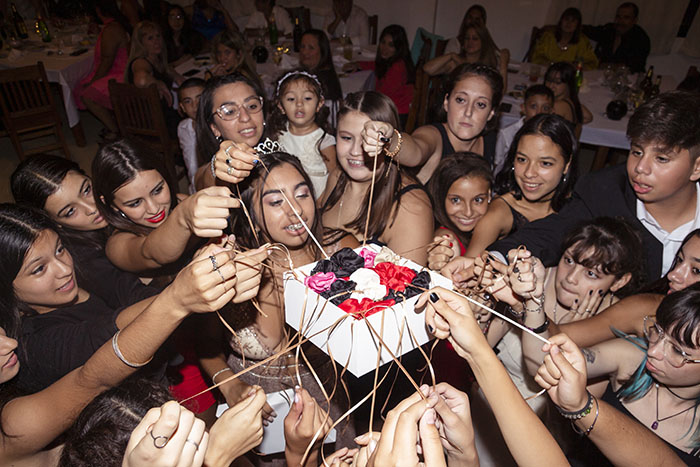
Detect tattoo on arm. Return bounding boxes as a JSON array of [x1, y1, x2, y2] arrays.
[[581, 347, 596, 364]]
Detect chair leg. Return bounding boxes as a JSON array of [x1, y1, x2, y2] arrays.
[[56, 124, 72, 160], [8, 130, 25, 160]]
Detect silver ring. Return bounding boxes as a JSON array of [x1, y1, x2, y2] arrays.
[[225, 145, 233, 156], [227, 166, 234, 175], [517, 273, 523, 282], [150, 431, 169, 449], [210, 255, 226, 282], [585, 309, 591, 314], [185, 438, 200, 449]]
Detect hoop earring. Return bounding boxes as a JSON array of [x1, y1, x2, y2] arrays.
[[216, 135, 224, 143]]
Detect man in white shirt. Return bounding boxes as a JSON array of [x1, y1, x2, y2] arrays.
[[324, 0, 369, 47], [245, 0, 293, 35]]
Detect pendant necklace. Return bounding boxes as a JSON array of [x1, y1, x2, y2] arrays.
[[652, 383, 697, 430]]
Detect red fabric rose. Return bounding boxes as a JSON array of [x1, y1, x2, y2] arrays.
[[372, 262, 417, 292], [338, 297, 396, 319]]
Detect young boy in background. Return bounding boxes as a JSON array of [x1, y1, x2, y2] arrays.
[[494, 84, 554, 174], [177, 78, 205, 193]]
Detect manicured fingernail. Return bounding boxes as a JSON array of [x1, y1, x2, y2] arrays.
[[574, 299, 578, 304], [368, 439, 377, 454], [354, 433, 368, 443], [424, 408, 436, 424], [449, 242, 453, 248], [253, 159, 259, 165], [589, 290, 593, 296], [429, 292, 439, 303], [513, 265, 519, 273], [427, 324, 434, 333], [598, 290, 604, 296]]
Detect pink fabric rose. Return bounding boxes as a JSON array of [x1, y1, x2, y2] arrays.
[[304, 272, 337, 293], [359, 248, 378, 268]]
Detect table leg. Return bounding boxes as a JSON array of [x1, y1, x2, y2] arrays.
[[71, 122, 86, 147], [591, 145, 610, 172]]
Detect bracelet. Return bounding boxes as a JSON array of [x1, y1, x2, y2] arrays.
[[210, 153, 217, 180], [384, 129, 403, 159], [112, 330, 153, 368], [571, 395, 599, 436], [557, 391, 593, 420], [525, 314, 550, 334], [212, 367, 233, 384], [523, 298, 543, 314]]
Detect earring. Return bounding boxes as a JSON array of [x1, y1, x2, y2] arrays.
[[118, 210, 129, 220], [216, 135, 224, 143], [562, 174, 568, 183]]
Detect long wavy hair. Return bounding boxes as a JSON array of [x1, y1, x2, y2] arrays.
[[616, 283, 700, 450], [458, 22, 500, 70], [195, 73, 268, 166], [321, 91, 419, 244], [228, 151, 323, 255], [438, 62, 503, 131], [427, 152, 493, 246], [375, 25, 415, 84], [126, 21, 168, 80], [92, 139, 179, 237], [300, 29, 342, 101], [11, 154, 109, 252], [495, 113, 577, 212]]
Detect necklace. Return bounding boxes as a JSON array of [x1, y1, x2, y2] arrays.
[[652, 383, 698, 430]]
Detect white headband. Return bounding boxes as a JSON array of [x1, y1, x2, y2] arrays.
[[275, 70, 324, 99]]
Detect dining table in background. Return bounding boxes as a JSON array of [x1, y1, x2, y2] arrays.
[[0, 23, 96, 147], [500, 63, 677, 170]]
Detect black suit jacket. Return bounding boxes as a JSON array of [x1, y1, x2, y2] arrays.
[[492, 163, 662, 281]]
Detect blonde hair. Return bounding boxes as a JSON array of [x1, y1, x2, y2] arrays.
[[126, 21, 168, 79]]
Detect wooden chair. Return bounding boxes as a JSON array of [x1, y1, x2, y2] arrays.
[[0, 61, 71, 160], [405, 32, 433, 133], [108, 80, 181, 184], [368, 15, 378, 45]]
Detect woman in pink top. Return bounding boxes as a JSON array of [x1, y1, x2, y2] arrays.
[[75, 0, 130, 139], [346, 25, 415, 128]]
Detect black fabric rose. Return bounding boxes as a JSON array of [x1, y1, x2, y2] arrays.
[[310, 259, 337, 275], [404, 271, 430, 299], [321, 279, 357, 305], [330, 247, 365, 277]]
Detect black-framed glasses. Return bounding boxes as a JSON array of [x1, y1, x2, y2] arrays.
[[211, 96, 263, 121], [643, 316, 700, 368]]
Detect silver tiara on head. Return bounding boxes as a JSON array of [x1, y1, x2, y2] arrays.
[[254, 138, 281, 155], [275, 70, 324, 99]]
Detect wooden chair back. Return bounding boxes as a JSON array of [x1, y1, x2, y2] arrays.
[[0, 61, 70, 159], [368, 15, 378, 45], [108, 80, 180, 183], [435, 39, 449, 58]]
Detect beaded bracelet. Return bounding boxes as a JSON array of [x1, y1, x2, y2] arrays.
[[571, 395, 599, 436], [112, 330, 153, 368], [210, 153, 217, 180], [557, 391, 593, 420], [384, 129, 403, 159], [212, 367, 233, 384], [524, 298, 544, 314]]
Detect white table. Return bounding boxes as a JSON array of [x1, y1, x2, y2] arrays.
[[0, 27, 95, 146], [499, 65, 677, 151]]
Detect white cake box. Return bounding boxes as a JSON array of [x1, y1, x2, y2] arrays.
[[283, 245, 453, 377]]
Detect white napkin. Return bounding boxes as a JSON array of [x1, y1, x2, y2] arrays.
[[7, 48, 24, 62], [279, 53, 299, 69]]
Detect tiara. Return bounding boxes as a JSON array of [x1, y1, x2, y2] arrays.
[[254, 138, 282, 155], [275, 70, 324, 99]]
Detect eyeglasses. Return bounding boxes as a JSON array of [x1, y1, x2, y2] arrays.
[[211, 97, 263, 121], [643, 316, 700, 368]]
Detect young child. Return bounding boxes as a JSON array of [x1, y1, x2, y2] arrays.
[[494, 84, 554, 174], [427, 152, 493, 271], [491, 91, 700, 280], [177, 77, 205, 193], [268, 69, 336, 198], [345, 24, 415, 128]]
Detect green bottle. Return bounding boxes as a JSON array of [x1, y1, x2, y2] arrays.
[[268, 15, 278, 45], [574, 61, 583, 91], [36, 15, 51, 42]]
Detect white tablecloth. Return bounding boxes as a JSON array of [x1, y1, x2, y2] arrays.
[[0, 30, 94, 128], [499, 64, 677, 150]]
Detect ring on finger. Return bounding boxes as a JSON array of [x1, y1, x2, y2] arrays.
[[517, 273, 523, 282], [150, 431, 169, 449], [227, 166, 234, 175], [225, 144, 234, 156], [225, 158, 232, 166], [185, 438, 200, 449]]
